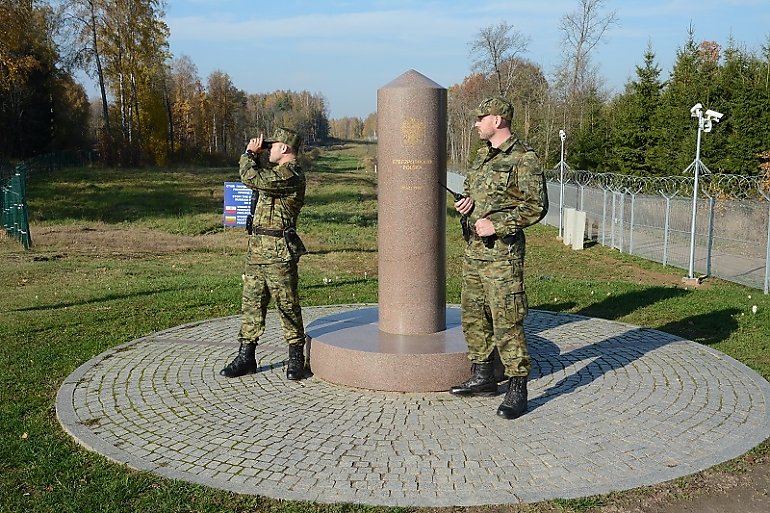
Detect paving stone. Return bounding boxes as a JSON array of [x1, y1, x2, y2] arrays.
[[56, 305, 770, 507]]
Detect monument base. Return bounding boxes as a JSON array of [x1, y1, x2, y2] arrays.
[[307, 306, 473, 392]]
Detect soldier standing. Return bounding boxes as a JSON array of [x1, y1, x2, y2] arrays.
[[449, 97, 548, 419], [220, 127, 308, 381]]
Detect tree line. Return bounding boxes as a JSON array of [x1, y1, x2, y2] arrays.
[[2, 0, 769, 177], [447, 4, 770, 177], [1, 0, 333, 166]]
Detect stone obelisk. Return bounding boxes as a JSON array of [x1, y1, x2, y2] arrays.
[[377, 69, 447, 335], [305, 70, 469, 392]]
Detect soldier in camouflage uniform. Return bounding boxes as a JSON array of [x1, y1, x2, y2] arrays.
[[449, 97, 548, 419], [220, 127, 309, 381]]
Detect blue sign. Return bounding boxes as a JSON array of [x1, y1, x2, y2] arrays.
[[223, 182, 253, 227]]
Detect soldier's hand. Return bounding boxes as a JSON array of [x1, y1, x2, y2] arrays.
[[246, 135, 264, 153], [455, 196, 474, 216], [474, 218, 496, 237]]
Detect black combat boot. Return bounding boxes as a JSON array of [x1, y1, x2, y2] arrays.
[[496, 376, 527, 419], [286, 343, 305, 380], [219, 342, 257, 378], [449, 361, 497, 396]]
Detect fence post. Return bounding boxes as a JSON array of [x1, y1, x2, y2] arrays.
[[601, 187, 608, 246], [2, 180, 10, 232], [20, 165, 31, 249], [765, 203, 770, 295], [705, 195, 715, 278], [619, 190, 626, 252], [628, 191, 636, 255], [662, 195, 672, 267]]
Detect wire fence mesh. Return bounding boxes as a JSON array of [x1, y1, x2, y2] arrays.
[[542, 169, 770, 294], [449, 167, 770, 293]]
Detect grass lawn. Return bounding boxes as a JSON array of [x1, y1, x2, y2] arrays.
[[1, 142, 769, 513]]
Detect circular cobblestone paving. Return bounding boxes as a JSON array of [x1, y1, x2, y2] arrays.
[[57, 305, 770, 507]]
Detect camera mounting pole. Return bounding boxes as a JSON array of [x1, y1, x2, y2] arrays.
[[686, 103, 723, 281], [558, 129, 567, 239]]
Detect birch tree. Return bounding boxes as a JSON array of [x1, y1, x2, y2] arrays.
[[556, 0, 617, 132], [469, 22, 530, 98]]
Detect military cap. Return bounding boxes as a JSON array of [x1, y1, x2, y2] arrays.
[[265, 127, 302, 150], [473, 97, 514, 121]]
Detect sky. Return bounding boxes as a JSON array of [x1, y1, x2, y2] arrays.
[[86, 0, 770, 119]]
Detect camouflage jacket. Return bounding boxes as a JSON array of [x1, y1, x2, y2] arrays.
[[239, 154, 306, 264], [463, 136, 548, 261]]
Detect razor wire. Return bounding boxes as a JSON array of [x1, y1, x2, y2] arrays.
[[543, 169, 770, 293], [543, 169, 768, 200]]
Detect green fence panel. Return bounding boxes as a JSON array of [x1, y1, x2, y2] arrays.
[[1, 164, 32, 249], [1, 150, 95, 250]]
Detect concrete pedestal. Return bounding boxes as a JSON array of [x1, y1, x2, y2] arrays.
[[307, 307, 470, 392]]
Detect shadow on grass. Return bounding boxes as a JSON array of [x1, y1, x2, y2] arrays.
[[656, 308, 741, 346], [567, 286, 740, 345], [532, 287, 688, 320], [29, 180, 225, 223], [12, 286, 200, 312], [575, 286, 689, 320], [309, 248, 377, 255], [304, 277, 370, 290]]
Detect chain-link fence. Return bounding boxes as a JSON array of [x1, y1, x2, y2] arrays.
[[543, 169, 770, 294], [448, 167, 770, 293]]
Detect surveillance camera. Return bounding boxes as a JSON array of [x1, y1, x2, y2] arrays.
[[559, 129, 566, 141], [705, 109, 723, 121], [690, 103, 703, 117]]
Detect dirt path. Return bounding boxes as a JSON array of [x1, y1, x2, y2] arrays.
[[600, 455, 770, 513]]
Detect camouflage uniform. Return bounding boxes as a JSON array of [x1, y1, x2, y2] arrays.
[[461, 134, 548, 377], [237, 145, 306, 347]]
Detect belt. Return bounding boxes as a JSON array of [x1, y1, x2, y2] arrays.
[[252, 227, 284, 237]]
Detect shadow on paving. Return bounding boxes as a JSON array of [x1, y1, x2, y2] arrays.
[[526, 287, 741, 411]]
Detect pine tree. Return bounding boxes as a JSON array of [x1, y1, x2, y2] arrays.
[[609, 44, 664, 175]]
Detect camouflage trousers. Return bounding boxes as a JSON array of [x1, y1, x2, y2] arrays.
[[461, 256, 530, 377], [238, 259, 305, 346]]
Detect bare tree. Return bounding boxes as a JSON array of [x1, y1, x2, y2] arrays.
[[559, 0, 618, 98], [469, 22, 531, 97], [555, 0, 617, 135]]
